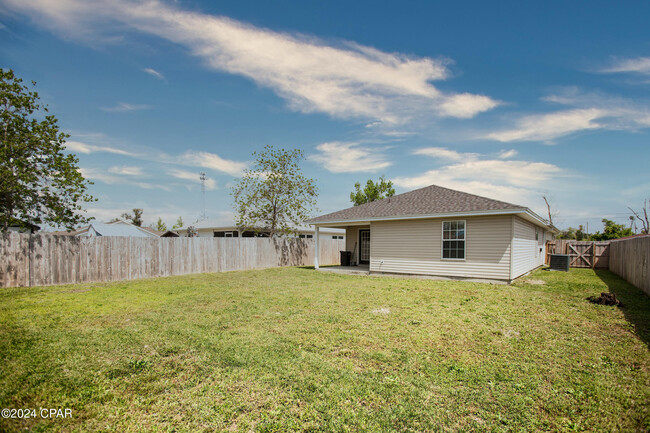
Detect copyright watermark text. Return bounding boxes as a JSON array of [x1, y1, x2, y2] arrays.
[[2, 408, 72, 419]]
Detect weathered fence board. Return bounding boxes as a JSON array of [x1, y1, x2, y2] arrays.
[[0, 234, 345, 288], [609, 236, 650, 296]]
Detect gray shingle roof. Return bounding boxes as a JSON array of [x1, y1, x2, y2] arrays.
[[306, 184, 526, 224], [86, 223, 159, 237]]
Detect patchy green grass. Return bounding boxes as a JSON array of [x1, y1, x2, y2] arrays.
[[1, 267, 648, 432]]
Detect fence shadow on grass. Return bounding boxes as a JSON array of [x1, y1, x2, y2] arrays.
[[595, 269, 650, 349]]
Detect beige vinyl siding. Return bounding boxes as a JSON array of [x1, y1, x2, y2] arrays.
[[511, 216, 540, 278], [370, 216, 512, 280]]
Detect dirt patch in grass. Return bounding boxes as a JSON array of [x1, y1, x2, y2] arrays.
[[587, 292, 624, 307], [522, 279, 546, 285]]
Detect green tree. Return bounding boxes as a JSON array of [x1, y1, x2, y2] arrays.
[[154, 217, 167, 232], [350, 176, 395, 206], [121, 208, 143, 227], [0, 68, 95, 232], [231, 145, 318, 237], [558, 225, 588, 240], [557, 227, 577, 240], [590, 219, 634, 241], [172, 216, 184, 230]]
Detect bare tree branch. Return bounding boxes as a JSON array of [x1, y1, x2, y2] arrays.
[[628, 199, 649, 234], [542, 195, 554, 226]]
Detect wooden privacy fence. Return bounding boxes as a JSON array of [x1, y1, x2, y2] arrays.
[[545, 240, 610, 269], [609, 236, 650, 297], [0, 234, 345, 288]]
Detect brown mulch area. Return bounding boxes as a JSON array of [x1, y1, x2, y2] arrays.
[[587, 292, 624, 307]]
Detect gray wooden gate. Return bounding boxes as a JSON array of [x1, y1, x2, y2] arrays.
[[545, 240, 610, 269]]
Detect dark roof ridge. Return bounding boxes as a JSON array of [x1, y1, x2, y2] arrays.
[[359, 183, 523, 211], [307, 184, 527, 224]]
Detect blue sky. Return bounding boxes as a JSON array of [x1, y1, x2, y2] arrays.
[[1, 0, 649, 232]]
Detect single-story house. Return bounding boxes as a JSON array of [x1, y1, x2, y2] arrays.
[[175, 219, 345, 239], [306, 184, 558, 283], [6, 218, 40, 234], [79, 221, 160, 238], [53, 220, 175, 237], [137, 226, 180, 237]]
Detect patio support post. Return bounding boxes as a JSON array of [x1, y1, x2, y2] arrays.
[[314, 226, 320, 269]]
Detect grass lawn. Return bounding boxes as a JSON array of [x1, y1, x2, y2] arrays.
[[1, 267, 649, 432]]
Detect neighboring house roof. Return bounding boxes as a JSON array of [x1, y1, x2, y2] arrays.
[[307, 184, 555, 231], [50, 226, 90, 236], [7, 218, 40, 232], [81, 222, 159, 237], [53, 219, 165, 237], [177, 219, 345, 234], [138, 226, 163, 236]]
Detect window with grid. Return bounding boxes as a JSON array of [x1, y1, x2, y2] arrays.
[[442, 220, 465, 259]]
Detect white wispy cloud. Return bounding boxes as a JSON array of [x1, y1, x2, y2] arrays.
[[80, 168, 171, 190], [600, 56, 650, 75], [486, 108, 606, 142], [498, 149, 518, 159], [437, 93, 499, 119], [2, 0, 499, 126], [413, 147, 478, 161], [309, 141, 392, 173], [484, 88, 650, 143], [168, 169, 217, 190], [143, 67, 165, 80], [108, 165, 143, 176], [66, 135, 248, 177], [179, 151, 247, 176], [395, 159, 561, 189], [394, 148, 564, 210], [65, 140, 138, 156], [100, 102, 152, 112]]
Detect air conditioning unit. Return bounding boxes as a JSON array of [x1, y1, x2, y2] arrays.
[[549, 254, 570, 272]]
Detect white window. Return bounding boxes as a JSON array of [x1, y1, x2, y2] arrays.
[[442, 220, 465, 260], [225, 231, 234, 238]]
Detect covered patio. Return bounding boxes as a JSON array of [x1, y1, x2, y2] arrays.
[[316, 264, 370, 276]]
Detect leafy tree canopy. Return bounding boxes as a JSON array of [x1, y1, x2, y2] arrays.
[[590, 219, 634, 241], [0, 68, 95, 232], [350, 176, 395, 206], [172, 216, 184, 230], [557, 225, 588, 241], [232, 145, 318, 237], [153, 217, 167, 232], [121, 208, 143, 227]]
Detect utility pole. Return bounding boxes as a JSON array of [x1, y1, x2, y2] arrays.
[[199, 172, 206, 221]]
